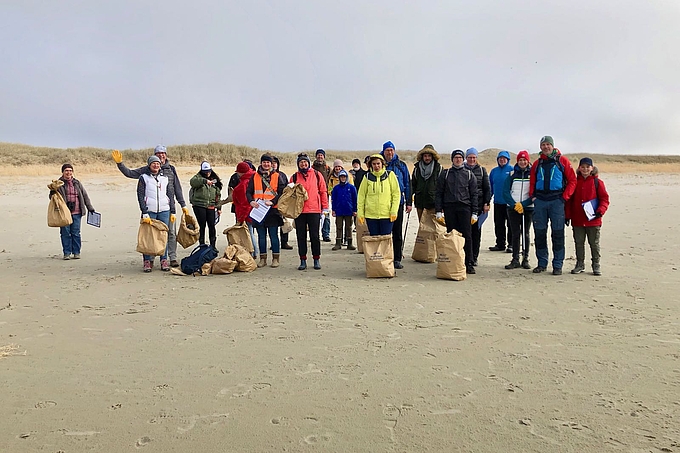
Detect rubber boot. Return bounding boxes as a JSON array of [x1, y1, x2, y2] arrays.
[[271, 253, 280, 268], [298, 259, 307, 270], [332, 239, 342, 251], [258, 254, 268, 268], [346, 239, 356, 251], [313, 259, 321, 270], [571, 261, 585, 274]]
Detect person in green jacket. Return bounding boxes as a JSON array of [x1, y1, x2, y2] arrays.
[[357, 154, 401, 236], [189, 161, 222, 248], [411, 144, 442, 221]]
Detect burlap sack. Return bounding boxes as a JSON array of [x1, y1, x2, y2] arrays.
[[47, 180, 72, 227], [211, 257, 237, 274], [363, 234, 395, 278], [136, 219, 169, 256], [225, 244, 257, 272], [277, 184, 308, 219], [281, 219, 293, 234], [411, 209, 447, 263], [355, 220, 370, 254], [177, 213, 200, 249], [436, 230, 467, 281], [223, 223, 254, 253]]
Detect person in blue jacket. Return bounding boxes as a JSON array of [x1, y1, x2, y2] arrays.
[[381, 141, 411, 269], [488, 150, 514, 252], [331, 170, 358, 250]]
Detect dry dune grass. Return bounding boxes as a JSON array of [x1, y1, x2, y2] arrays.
[[1, 142, 678, 175]]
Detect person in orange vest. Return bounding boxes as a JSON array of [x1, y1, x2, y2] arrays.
[[246, 154, 287, 268]]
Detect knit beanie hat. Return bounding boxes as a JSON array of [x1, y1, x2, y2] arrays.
[[148, 155, 161, 166], [540, 136, 554, 146], [352, 158, 361, 166], [465, 147, 478, 157], [200, 161, 212, 171], [517, 150, 530, 162], [297, 153, 312, 167], [154, 145, 167, 154], [236, 162, 251, 174], [451, 149, 465, 160], [260, 154, 273, 163], [382, 141, 395, 151], [333, 159, 343, 168], [61, 163, 73, 172], [579, 157, 593, 167], [315, 149, 326, 157]]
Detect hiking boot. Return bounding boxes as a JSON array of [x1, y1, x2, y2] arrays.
[[170, 259, 180, 268], [72, 254, 80, 259], [489, 245, 505, 251], [466, 266, 476, 274], [552, 268, 562, 275], [143, 260, 152, 273], [571, 261, 585, 274], [505, 247, 513, 253], [271, 253, 280, 268], [346, 239, 356, 251], [323, 237, 331, 243], [394, 261, 404, 269], [505, 259, 521, 269], [593, 263, 602, 276], [332, 239, 342, 251], [63, 254, 71, 260], [533, 266, 546, 273], [521, 257, 531, 269], [298, 259, 307, 270], [160, 259, 170, 271], [313, 259, 321, 270], [281, 243, 293, 250], [257, 254, 268, 268]]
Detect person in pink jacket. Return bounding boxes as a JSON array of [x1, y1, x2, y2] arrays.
[[290, 153, 329, 270]]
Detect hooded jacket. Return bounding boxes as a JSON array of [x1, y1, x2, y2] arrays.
[[357, 167, 401, 219], [411, 146, 442, 210], [465, 163, 491, 215], [292, 168, 329, 214], [529, 149, 577, 202], [331, 171, 358, 216], [565, 167, 609, 227], [189, 171, 222, 208], [502, 163, 534, 210], [381, 151, 411, 207], [233, 169, 255, 223], [488, 150, 514, 203], [328, 169, 354, 195], [434, 165, 478, 213]]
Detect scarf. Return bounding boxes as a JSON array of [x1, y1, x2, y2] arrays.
[[420, 160, 434, 180]]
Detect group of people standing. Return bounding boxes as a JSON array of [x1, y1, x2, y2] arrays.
[[54, 135, 610, 277]]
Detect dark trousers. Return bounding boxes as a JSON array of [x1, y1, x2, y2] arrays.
[[295, 213, 321, 259], [471, 219, 482, 262], [335, 216, 353, 241], [507, 208, 533, 261], [366, 218, 394, 236], [193, 205, 217, 246], [443, 204, 473, 267], [493, 203, 512, 248], [280, 230, 289, 245], [391, 203, 405, 262]]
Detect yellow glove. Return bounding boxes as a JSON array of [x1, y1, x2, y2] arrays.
[[182, 207, 189, 215], [514, 202, 524, 214], [111, 149, 123, 164], [389, 214, 397, 222], [358, 217, 365, 225], [170, 214, 176, 223], [142, 214, 152, 224]]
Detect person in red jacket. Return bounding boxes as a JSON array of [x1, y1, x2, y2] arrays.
[[232, 162, 259, 258], [291, 153, 329, 270], [565, 157, 610, 276]]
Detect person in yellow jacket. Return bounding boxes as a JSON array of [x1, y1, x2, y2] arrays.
[[357, 154, 401, 236]]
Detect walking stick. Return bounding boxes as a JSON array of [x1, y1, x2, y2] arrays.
[[401, 209, 411, 258]]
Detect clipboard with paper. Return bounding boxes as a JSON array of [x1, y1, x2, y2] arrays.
[[582, 199, 598, 221], [87, 211, 101, 228], [249, 199, 271, 223]]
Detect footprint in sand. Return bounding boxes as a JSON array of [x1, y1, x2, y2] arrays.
[[34, 400, 57, 409], [217, 383, 271, 398], [135, 436, 152, 448], [301, 434, 331, 445]]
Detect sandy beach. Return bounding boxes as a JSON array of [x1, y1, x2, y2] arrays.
[[1, 171, 679, 452]]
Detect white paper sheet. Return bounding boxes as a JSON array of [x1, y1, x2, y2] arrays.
[[582, 199, 598, 221], [249, 199, 270, 223]]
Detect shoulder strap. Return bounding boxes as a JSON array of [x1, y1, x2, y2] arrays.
[[594, 177, 600, 195], [260, 173, 277, 196]]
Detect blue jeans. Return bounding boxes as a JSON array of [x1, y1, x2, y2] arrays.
[[60, 214, 82, 256], [366, 218, 394, 236], [256, 225, 280, 254], [322, 215, 331, 239], [143, 210, 170, 261], [247, 223, 259, 258], [533, 198, 566, 269]]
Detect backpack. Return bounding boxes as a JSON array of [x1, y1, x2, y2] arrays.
[[181, 244, 219, 275]]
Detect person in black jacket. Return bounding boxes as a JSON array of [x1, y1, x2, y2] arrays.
[[435, 150, 479, 274], [464, 148, 491, 266], [411, 144, 442, 221]]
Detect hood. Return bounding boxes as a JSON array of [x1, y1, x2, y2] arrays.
[[496, 150, 511, 164], [416, 145, 440, 162], [338, 169, 349, 182], [239, 169, 255, 183]]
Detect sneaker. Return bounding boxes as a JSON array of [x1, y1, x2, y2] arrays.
[[63, 255, 71, 260], [72, 254, 80, 259], [532, 266, 546, 273], [161, 259, 170, 271], [143, 260, 152, 273], [571, 262, 585, 274], [552, 268, 562, 275], [488, 245, 505, 251], [466, 266, 476, 274], [593, 264, 602, 276], [323, 237, 331, 243], [170, 259, 180, 268], [505, 260, 520, 269], [394, 261, 403, 269]]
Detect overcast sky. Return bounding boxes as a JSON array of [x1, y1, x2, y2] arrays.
[[1, 1, 678, 155]]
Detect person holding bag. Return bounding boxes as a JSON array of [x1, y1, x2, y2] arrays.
[[51, 164, 95, 260], [138, 156, 173, 272]]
